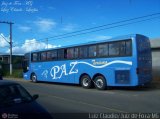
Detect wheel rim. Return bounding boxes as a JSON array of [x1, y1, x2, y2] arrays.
[[83, 78, 89, 87], [96, 79, 104, 88], [32, 75, 36, 82]]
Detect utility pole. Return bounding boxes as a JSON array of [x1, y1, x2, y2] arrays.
[[0, 21, 14, 75], [9, 22, 13, 75]]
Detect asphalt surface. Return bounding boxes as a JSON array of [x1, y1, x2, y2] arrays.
[[4, 78, 160, 119]]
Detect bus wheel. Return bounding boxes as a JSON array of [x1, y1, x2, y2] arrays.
[[31, 73, 37, 83], [94, 76, 106, 90], [81, 75, 92, 89]]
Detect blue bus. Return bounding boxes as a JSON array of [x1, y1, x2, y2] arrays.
[[22, 34, 152, 90]]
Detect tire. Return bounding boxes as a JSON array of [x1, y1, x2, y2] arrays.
[[80, 75, 92, 89], [31, 73, 37, 83], [94, 76, 106, 90]]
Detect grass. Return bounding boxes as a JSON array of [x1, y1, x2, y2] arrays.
[[3, 69, 23, 78]]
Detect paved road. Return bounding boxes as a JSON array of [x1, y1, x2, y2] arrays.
[[5, 79, 160, 118]]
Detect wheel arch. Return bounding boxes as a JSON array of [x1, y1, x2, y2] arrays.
[[92, 73, 105, 80], [30, 72, 36, 80]]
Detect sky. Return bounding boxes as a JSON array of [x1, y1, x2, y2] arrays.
[[0, 0, 160, 55]]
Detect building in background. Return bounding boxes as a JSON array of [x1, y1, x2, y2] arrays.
[[150, 39, 160, 81], [0, 54, 24, 70]]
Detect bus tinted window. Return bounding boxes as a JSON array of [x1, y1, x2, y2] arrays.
[[89, 45, 97, 57], [41, 52, 46, 61], [126, 40, 132, 55], [109, 42, 119, 56], [67, 48, 74, 59], [47, 51, 52, 60], [51, 50, 57, 60], [58, 49, 64, 60], [79, 46, 88, 58], [98, 43, 108, 57], [31, 39, 132, 62], [119, 41, 126, 56], [74, 48, 79, 59], [32, 53, 38, 61]]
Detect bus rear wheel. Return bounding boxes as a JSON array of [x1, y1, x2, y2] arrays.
[[94, 76, 106, 90], [81, 75, 92, 89], [31, 73, 37, 83]]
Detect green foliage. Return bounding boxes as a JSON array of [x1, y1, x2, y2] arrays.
[[3, 69, 23, 78], [13, 56, 23, 64]]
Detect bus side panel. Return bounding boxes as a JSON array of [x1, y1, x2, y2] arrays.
[[106, 57, 134, 86], [30, 61, 77, 83], [25, 57, 135, 87], [73, 59, 115, 85], [74, 58, 133, 86]]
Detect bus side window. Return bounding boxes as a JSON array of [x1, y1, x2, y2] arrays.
[[79, 46, 88, 59], [58, 49, 64, 60], [98, 43, 108, 57], [67, 48, 74, 59], [89, 45, 97, 57], [74, 47, 79, 59], [41, 52, 47, 61], [51, 50, 57, 60], [126, 40, 132, 55], [47, 51, 52, 60], [109, 42, 119, 56], [32, 53, 38, 62], [119, 41, 126, 56]]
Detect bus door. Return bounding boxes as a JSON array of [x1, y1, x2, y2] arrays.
[[22, 53, 30, 73]]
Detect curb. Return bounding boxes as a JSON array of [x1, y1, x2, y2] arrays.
[[4, 77, 24, 81]]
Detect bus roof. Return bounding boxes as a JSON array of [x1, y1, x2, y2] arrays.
[[29, 34, 147, 53]]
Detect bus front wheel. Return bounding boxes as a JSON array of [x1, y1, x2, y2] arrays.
[[81, 75, 92, 89], [94, 76, 106, 90], [31, 73, 37, 83]]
